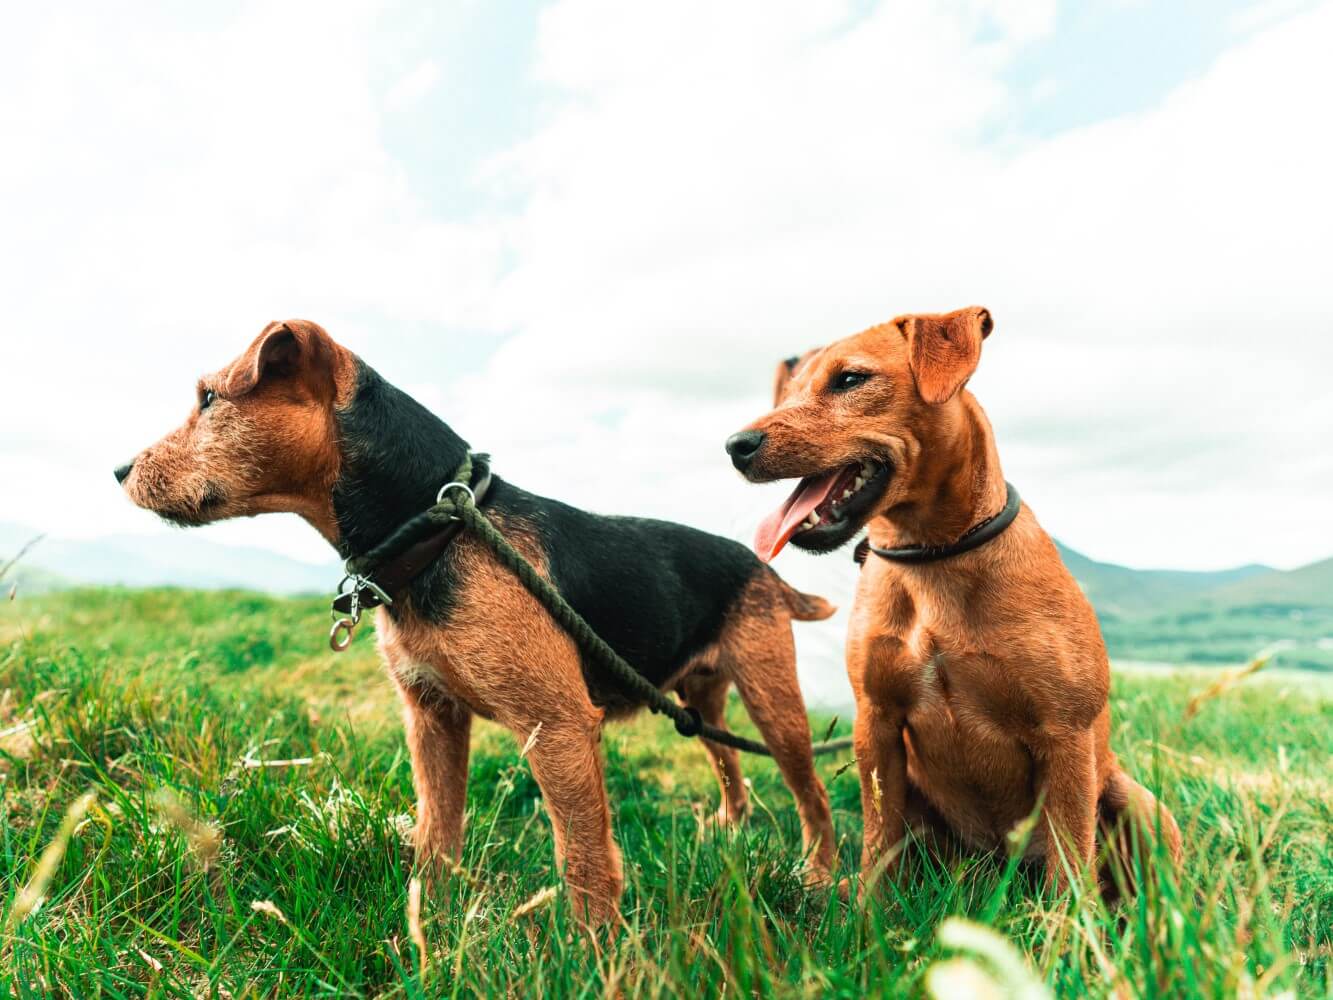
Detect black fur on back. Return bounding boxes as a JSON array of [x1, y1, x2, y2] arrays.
[[332, 359, 765, 708]]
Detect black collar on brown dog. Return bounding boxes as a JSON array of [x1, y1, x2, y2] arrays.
[[854, 482, 1021, 566], [332, 455, 494, 620]]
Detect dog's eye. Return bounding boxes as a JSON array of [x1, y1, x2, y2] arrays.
[[200, 389, 216, 411], [831, 371, 870, 393]]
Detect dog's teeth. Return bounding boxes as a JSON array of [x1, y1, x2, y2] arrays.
[[809, 513, 821, 526], [842, 489, 853, 500], [854, 476, 865, 490]]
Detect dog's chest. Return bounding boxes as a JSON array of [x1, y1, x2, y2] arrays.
[[850, 576, 937, 702], [374, 608, 497, 717], [850, 575, 1013, 722]]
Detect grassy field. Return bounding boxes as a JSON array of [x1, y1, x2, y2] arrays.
[[1, 588, 1330, 998]]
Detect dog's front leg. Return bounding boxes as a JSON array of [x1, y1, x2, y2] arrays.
[[1033, 726, 1097, 890], [853, 703, 908, 889], [395, 678, 473, 867]]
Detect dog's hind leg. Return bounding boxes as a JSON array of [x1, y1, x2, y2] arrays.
[[719, 585, 837, 883], [678, 671, 750, 826], [516, 706, 624, 926], [1098, 767, 1183, 896]]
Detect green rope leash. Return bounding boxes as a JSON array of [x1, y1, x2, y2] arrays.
[[368, 459, 853, 759], [344, 454, 478, 579]]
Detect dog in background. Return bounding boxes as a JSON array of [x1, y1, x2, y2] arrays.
[[117, 320, 838, 923], [726, 306, 1181, 891]]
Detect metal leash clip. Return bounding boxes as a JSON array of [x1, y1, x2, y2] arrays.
[[328, 573, 393, 652], [329, 613, 358, 653], [329, 584, 359, 652]]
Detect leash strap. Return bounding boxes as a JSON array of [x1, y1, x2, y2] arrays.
[[861, 481, 1021, 565], [332, 454, 851, 759]]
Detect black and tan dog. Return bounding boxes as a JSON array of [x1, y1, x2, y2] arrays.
[[116, 319, 837, 922]]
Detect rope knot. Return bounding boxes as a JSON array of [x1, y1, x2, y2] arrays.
[[432, 455, 477, 518], [673, 707, 704, 738]]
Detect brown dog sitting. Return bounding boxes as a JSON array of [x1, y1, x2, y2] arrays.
[[116, 319, 839, 923], [726, 306, 1181, 891]]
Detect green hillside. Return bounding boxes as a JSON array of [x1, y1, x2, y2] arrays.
[[1080, 554, 1333, 671], [1202, 557, 1333, 609], [0, 564, 70, 597], [1053, 542, 1272, 619], [1, 587, 1330, 997], [4, 530, 1330, 671]]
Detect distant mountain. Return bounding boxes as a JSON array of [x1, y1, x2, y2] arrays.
[[1194, 556, 1333, 610], [1078, 552, 1333, 672], [2, 522, 1329, 671], [0, 523, 337, 595], [1053, 542, 1273, 620], [0, 563, 70, 597]]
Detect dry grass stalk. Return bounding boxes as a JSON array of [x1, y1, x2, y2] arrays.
[[512, 886, 558, 920], [250, 899, 287, 923], [240, 748, 316, 769], [1184, 654, 1271, 720], [5, 790, 97, 930], [151, 788, 222, 868], [407, 877, 428, 976], [137, 948, 164, 973], [0, 534, 44, 583], [519, 722, 542, 760]]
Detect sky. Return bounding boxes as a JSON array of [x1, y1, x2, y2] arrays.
[[2, 0, 1331, 580]]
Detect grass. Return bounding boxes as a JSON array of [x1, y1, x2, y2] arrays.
[[0, 588, 1330, 998]]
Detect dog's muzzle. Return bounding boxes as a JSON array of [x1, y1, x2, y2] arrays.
[[725, 430, 766, 473]]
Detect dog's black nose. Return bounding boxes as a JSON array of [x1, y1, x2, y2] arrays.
[[114, 462, 134, 485], [725, 430, 766, 472]]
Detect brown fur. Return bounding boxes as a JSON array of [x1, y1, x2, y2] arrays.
[[123, 321, 357, 542], [380, 533, 837, 922], [121, 320, 837, 925], [739, 307, 1182, 891]]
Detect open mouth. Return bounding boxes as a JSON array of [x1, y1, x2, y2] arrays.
[[755, 459, 892, 562]]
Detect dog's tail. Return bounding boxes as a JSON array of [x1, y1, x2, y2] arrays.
[[771, 572, 837, 621]]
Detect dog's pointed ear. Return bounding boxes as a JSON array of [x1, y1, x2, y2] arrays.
[[772, 355, 801, 405], [902, 306, 993, 404], [772, 349, 817, 405], [223, 320, 335, 399]]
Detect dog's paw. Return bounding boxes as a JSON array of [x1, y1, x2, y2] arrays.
[[692, 800, 751, 838], [834, 874, 855, 903], [800, 862, 836, 894]]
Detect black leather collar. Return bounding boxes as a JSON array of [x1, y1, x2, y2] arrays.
[[855, 482, 1021, 566], [333, 455, 494, 615]]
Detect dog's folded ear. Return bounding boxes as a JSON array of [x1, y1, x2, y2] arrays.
[[901, 306, 993, 404], [223, 320, 337, 400]]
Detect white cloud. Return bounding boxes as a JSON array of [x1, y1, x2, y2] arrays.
[[972, 0, 1059, 43], [385, 59, 441, 112], [458, 0, 1333, 574], [1228, 0, 1320, 33], [2, 0, 1329, 590], [0, 2, 507, 559]]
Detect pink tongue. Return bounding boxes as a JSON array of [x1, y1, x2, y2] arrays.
[[754, 469, 843, 563]]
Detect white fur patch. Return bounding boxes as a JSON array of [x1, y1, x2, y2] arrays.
[[388, 658, 451, 696]]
